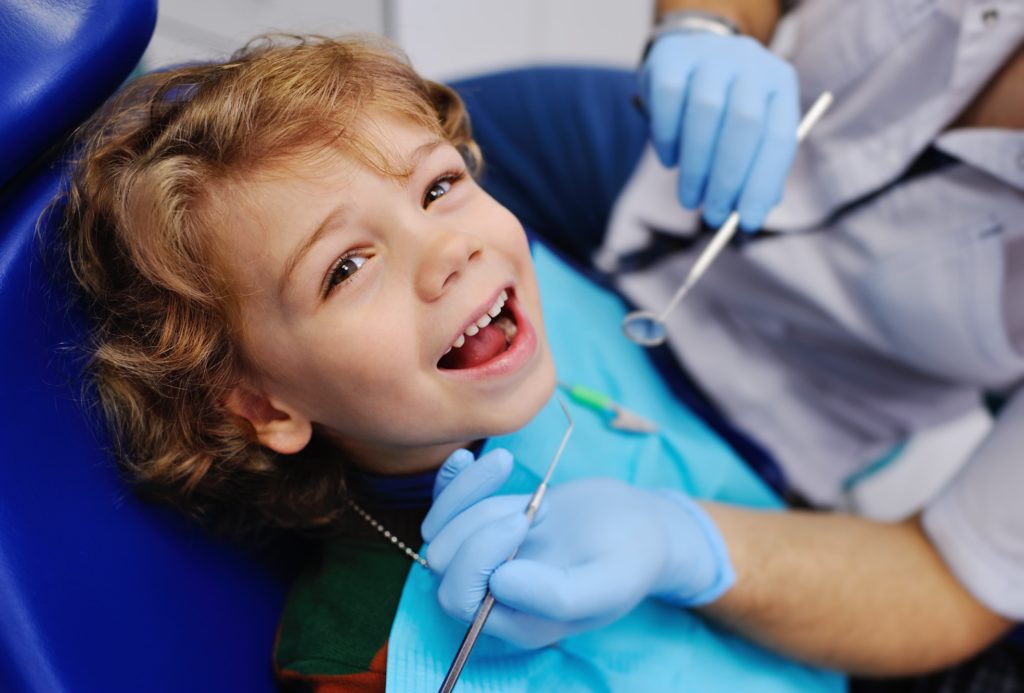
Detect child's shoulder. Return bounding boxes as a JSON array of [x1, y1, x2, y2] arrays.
[[274, 537, 414, 691]]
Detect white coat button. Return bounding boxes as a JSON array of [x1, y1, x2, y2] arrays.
[[982, 8, 999, 26]]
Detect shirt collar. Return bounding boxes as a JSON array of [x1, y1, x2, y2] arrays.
[[935, 128, 1024, 191]]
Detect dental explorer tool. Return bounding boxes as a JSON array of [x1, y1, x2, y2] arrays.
[[622, 91, 834, 347], [558, 381, 658, 434], [438, 397, 575, 693]]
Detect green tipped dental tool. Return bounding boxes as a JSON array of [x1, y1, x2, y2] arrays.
[[558, 381, 658, 435]]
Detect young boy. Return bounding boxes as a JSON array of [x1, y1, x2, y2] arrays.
[[61, 35, 842, 691]]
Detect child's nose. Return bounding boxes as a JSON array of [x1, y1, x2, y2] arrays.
[[415, 228, 483, 301]]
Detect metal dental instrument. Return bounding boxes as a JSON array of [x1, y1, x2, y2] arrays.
[[558, 381, 658, 434], [438, 397, 575, 693], [622, 92, 834, 347]]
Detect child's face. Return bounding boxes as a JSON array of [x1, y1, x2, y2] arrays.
[[213, 116, 556, 473]]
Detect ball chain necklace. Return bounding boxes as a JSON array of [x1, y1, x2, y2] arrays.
[[344, 397, 580, 574], [346, 498, 430, 569]]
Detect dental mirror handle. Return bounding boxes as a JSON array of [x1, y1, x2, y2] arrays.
[[655, 91, 834, 324]]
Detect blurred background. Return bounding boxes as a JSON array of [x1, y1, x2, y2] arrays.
[[144, 0, 654, 81]]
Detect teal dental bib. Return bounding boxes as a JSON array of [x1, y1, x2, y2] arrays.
[[386, 244, 844, 692]]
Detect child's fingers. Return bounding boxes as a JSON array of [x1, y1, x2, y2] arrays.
[[422, 448, 514, 541]]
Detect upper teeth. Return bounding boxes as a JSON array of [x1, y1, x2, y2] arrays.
[[447, 290, 508, 352]]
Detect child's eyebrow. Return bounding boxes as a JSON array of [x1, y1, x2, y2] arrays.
[[278, 138, 446, 297], [279, 203, 348, 296]]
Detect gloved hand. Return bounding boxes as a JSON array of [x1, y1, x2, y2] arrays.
[[422, 449, 735, 649], [639, 31, 800, 231], [422, 447, 533, 629]]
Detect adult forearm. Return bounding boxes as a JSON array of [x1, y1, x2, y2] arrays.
[[700, 505, 1014, 676], [655, 0, 782, 43]]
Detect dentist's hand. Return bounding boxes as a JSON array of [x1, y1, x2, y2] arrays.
[[423, 450, 735, 649], [639, 32, 800, 231]]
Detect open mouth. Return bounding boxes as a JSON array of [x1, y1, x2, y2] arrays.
[[437, 288, 520, 371]]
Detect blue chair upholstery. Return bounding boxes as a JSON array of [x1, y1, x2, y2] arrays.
[[0, 2, 295, 691], [0, 0, 154, 188]]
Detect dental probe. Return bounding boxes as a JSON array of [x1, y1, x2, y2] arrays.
[[438, 397, 575, 693], [622, 91, 834, 347], [558, 381, 658, 434]]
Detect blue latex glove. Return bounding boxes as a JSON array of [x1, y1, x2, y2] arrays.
[[422, 448, 533, 627], [639, 32, 800, 231], [422, 449, 735, 649]]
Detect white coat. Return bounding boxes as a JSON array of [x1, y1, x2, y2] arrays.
[[598, 0, 1024, 618]]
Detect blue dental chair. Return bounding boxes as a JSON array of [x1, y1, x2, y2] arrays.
[[1, 2, 297, 691]]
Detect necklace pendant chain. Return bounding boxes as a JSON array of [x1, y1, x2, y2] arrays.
[[347, 498, 430, 569]]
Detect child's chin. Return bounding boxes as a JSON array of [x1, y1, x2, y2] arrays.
[[489, 350, 557, 435]]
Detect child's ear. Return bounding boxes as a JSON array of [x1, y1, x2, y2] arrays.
[[223, 386, 312, 455]]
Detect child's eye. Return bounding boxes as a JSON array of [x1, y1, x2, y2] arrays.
[[323, 253, 368, 296], [423, 170, 465, 208]]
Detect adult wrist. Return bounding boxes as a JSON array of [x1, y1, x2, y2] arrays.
[[652, 490, 736, 606], [642, 10, 740, 62], [654, 9, 741, 39]]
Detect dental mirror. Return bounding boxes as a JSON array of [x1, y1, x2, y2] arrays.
[[621, 309, 668, 346], [623, 91, 834, 347]]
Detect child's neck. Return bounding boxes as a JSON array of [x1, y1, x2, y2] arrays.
[[345, 440, 486, 509], [347, 465, 438, 509], [340, 438, 477, 476]]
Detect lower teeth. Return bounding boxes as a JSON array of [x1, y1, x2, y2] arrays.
[[494, 315, 517, 346]]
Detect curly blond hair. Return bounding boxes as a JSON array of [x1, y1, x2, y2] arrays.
[[61, 35, 481, 536]]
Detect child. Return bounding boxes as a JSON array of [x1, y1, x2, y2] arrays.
[[61, 35, 842, 691]]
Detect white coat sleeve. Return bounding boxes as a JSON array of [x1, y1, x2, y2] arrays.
[[922, 385, 1024, 619]]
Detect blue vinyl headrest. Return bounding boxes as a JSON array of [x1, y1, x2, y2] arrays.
[[0, 0, 155, 189], [0, 2, 295, 691]]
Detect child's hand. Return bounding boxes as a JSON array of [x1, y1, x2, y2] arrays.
[[423, 454, 735, 649]]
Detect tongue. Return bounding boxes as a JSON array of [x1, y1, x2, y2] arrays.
[[440, 324, 508, 369]]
